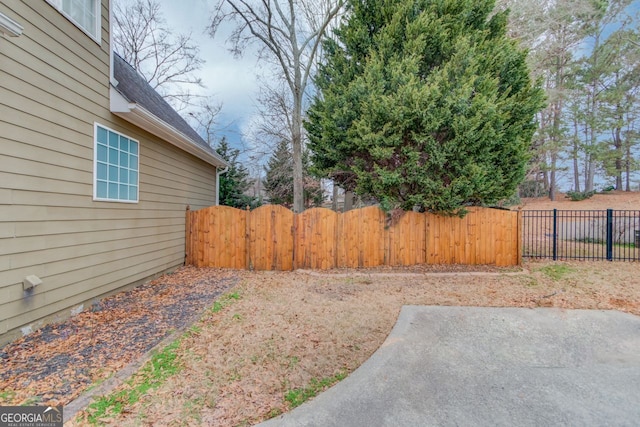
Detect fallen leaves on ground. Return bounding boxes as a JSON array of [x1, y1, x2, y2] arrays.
[[0, 266, 238, 407], [67, 261, 639, 426], [2, 261, 638, 426]]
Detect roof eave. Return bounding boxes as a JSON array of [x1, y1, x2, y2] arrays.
[[110, 86, 228, 169]]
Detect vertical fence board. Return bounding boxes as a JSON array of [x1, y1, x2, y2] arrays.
[[192, 210, 201, 267], [337, 206, 385, 268], [296, 208, 338, 269], [185, 208, 192, 266], [425, 212, 439, 264], [362, 206, 386, 267], [495, 210, 506, 266], [460, 210, 471, 264], [468, 208, 478, 264], [197, 211, 205, 267], [516, 210, 523, 265], [249, 205, 294, 271], [388, 211, 427, 266], [455, 211, 467, 264], [478, 210, 486, 265]]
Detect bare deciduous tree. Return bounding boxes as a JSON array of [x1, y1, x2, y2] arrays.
[[209, 0, 345, 212], [113, 0, 205, 110], [187, 97, 224, 147]]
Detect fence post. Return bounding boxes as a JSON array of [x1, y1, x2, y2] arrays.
[[245, 206, 251, 270], [606, 209, 613, 261], [552, 209, 558, 261], [517, 210, 523, 265], [185, 205, 191, 265]]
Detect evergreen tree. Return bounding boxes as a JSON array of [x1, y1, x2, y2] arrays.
[[264, 140, 324, 208], [216, 137, 260, 209], [599, 28, 640, 191], [264, 140, 294, 207], [307, 0, 544, 215]]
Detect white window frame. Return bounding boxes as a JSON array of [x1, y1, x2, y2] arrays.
[[93, 123, 140, 203], [45, 0, 101, 44]]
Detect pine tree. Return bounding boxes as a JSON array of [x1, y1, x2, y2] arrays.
[[307, 0, 544, 215], [264, 140, 324, 208], [216, 137, 259, 209], [264, 140, 294, 207], [599, 28, 640, 191]]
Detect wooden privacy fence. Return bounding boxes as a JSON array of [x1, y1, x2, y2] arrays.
[[185, 205, 522, 270]]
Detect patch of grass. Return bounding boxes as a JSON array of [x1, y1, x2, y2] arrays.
[[539, 264, 574, 280], [183, 396, 205, 423], [575, 237, 636, 249], [187, 325, 202, 336], [285, 372, 347, 408], [21, 396, 41, 406], [227, 368, 241, 382], [267, 407, 283, 418], [286, 355, 300, 369], [210, 291, 241, 313], [83, 339, 183, 425], [0, 390, 16, 402], [615, 242, 637, 249]]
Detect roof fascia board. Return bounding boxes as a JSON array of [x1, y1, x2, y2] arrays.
[[110, 86, 228, 169]]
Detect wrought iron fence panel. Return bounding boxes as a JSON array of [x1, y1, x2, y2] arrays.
[[522, 209, 640, 261]]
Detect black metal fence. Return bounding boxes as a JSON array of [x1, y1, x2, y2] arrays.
[[522, 209, 640, 261]]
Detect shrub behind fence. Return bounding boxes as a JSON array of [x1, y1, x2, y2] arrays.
[[185, 205, 521, 270]]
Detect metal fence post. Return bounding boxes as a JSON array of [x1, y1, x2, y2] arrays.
[[552, 209, 558, 261], [606, 209, 613, 261]]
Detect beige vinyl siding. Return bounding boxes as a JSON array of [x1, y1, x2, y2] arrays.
[[0, 1, 217, 343]]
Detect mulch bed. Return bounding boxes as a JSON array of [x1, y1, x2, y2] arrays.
[[0, 266, 239, 407]]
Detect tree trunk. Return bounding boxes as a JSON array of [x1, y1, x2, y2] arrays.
[[614, 126, 623, 190], [549, 152, 557, 201], [612, 98, 624, 191], [343, 190, 354, 212], [572, 119, 581, 192], [625, 138, 631, 192], [550, 96, 562, 201], [291, 85, 304, 213], [584, 125, 595, 193], [585, 154, 595, 192], [332, 183, 338, 211]]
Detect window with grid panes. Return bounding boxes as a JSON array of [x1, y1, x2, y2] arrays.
[[94, 124, 139, 203]]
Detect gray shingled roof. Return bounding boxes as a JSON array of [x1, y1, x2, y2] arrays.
[[112, 52, 213, 152]]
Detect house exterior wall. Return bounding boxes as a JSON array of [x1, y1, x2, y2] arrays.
[[0, 1, 217, 345]]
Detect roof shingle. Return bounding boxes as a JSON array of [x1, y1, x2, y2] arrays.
[[112, 53, 212, 152]]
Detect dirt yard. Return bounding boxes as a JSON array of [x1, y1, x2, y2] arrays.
[[65, 261, 639, 426]]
